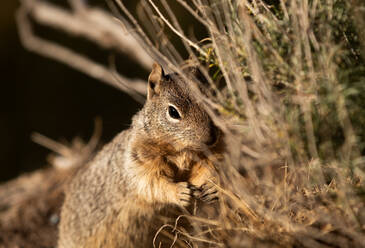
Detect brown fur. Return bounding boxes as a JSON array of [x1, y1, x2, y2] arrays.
[[57, 63, 223, 248]]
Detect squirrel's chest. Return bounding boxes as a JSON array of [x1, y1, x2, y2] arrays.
[[163, 152, 196, 181], [131, 139, 206, 182]]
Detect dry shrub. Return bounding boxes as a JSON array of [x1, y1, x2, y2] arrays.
[[111, 0, 365, 247], [15, 0, 365, 247]]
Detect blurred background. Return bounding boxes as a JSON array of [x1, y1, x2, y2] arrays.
[[0, 1, 143, 182]]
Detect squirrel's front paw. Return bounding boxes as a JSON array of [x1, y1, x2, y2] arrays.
[[193, 183, 218, 203], [176, 182, 192, 207]]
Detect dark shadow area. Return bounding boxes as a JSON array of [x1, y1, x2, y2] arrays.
[[0, 1, 141, 182]]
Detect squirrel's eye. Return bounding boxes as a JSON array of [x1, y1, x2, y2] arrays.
[[168, 105, 181, 119]]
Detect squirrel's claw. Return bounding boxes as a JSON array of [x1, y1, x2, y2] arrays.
[[193, 183, 219, 203]]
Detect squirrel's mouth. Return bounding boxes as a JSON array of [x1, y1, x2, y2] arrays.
[[191, 129, 222, 152]]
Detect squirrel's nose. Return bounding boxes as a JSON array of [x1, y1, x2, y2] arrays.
[[204, 122, 219, 146]]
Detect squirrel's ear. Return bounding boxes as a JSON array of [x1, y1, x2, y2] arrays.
[[147, 62, 164, 99]]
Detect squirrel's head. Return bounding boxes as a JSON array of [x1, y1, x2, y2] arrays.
[[142, 63, 219, 151]]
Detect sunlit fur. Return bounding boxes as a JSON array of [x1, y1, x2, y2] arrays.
[[57, 64, 223, 248]]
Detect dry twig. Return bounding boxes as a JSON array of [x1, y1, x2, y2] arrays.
[[16, 0, 153, 101]]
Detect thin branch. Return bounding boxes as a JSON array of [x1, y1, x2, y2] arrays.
[[16, 4, 147, 100], [22, 0, 153, 70], [111, 0, 175, 70], [147, 0, 207, 57]]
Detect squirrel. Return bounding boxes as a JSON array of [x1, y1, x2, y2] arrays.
[[57, 63, 223, 248]]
